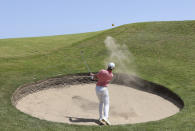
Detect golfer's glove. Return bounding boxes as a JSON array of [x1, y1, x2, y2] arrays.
[[90, 76, 94, 80]]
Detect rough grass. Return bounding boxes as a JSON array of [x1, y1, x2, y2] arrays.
[[0, 20, 194, 131]]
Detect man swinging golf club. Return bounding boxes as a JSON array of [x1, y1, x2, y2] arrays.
[[90, 62, 115, 125]]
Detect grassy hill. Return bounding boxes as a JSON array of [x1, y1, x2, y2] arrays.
[[0, 21, 194, 131]]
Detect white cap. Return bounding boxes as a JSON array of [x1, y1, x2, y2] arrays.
[[108, 62, 115, 70]]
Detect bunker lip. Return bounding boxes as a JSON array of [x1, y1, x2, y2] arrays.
[[11, 73, 184, 125]]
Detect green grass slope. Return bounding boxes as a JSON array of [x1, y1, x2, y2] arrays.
[[0, 21, 194, 131], [0, 31, 103, 58]]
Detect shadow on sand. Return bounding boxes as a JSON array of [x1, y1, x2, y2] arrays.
[[66, 116, 104, 125]]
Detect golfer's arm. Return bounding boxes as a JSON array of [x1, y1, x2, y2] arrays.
[[93, 74, 98, 80], [90, 73, 98, 80]]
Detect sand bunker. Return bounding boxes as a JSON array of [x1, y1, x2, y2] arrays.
[[12, 73, 183, 125]]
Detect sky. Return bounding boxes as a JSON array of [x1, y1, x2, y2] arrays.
[[0, 0, 195, 39]]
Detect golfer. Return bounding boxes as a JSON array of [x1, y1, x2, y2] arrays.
[[90, 62, 115, 125]]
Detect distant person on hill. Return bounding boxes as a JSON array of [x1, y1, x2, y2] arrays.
[[90, 62, 115, 125]]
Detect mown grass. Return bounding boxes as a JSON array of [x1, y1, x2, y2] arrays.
[[0, 31, 103, 58], [0, 21, 194, 131]]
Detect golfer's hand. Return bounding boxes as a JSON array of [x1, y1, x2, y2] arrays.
[[90, 73, 94, 76], [90, 73, 95, 80]]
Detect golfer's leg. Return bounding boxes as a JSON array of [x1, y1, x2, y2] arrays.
[[96, 86, 103, 119], [99, 97, 104, 119], [103, 88, 109, 119]]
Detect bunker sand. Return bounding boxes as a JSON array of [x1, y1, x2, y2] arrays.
[[16, 83, 180, 125]]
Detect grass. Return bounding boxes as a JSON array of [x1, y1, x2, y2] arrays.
[[0, 20, 195, 131], [0, 31, 103, 58]]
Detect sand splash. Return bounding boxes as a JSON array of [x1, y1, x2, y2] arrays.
[[104, 36, 136, 75]]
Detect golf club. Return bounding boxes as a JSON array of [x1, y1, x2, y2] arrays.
[[80, 51, 91, 73]]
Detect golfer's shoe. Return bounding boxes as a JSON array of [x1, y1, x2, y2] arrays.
[[99, 118, 105, 125], [102, 118, 111, 126]]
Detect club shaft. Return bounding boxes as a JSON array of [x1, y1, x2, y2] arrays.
[[80, 51, 91, 73]]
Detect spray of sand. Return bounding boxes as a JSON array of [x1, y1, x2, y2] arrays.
[[104, 36, 143, 87], [104, 36, 136, 75]]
